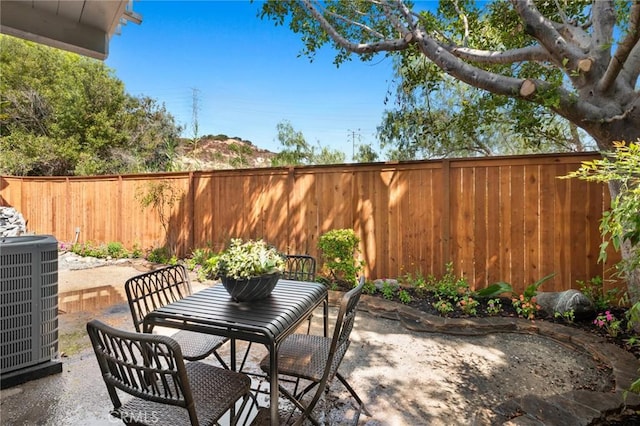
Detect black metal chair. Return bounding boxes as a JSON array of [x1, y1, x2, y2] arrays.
[[286, 254, 318, 333], [237, 254, 319, 372], [258, 276, 370, 425], [125, 264, 228, 367], [86, 319, 253, 426], [283, 254, 316, 282]]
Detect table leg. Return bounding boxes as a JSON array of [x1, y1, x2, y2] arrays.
[[323, 296, 329, 337], [269, 343, 279, 425], [230, 338, 237, 371]]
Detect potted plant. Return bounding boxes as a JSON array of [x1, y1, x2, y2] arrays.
[[206, 238, 286, 302]]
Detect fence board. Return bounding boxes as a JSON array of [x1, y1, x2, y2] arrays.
[[485, 166, 501, 285], [0, 152, 623, 295], [523, 164, 540, 287], [499, 165, 513, 285], [473, 167, 488, 289]]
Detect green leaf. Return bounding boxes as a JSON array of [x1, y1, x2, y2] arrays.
[[476, 282, 513, 298]]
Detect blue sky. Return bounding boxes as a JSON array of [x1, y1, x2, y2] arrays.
[[106, 0, 397, 158]]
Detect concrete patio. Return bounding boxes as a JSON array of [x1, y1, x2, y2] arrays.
[[1, 260, 639, 425]]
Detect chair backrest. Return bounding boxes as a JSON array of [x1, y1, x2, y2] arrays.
[[283, 254, 316, 281], [327, 276, 365, 377], [125, 264, 193, 332], [86, 319, 198, 424], [300, 276, 365, 420]]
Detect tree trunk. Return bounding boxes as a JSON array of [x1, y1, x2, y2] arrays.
[[621, 240, 640, 303]]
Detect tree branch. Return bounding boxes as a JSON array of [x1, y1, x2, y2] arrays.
[[591, 0, 615, 62], [512, 0, 584, 64], [381, 0, 416, 38], [623, 40, 640, 87], [553, 0, 570, 25], [324, 6, 386, 39], [602, 105, 637, 123], [451, 0, 470, 47], [300, 0, 410, 53], [448, 45, 552, 64], [598, 2, 640, 92]]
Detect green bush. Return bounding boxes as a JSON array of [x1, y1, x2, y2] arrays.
[[317, 228, 365, 287], [67, 241, 139, 259], [146, 247, 177, 265], [106, 242, 126, 258], [577, 276, 619, 311]]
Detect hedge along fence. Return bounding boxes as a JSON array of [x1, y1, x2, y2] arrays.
[[0, 152, 623, 295]]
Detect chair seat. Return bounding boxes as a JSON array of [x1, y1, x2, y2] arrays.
[[259, 334, 348, 382], [171, 330, 227, 361], [115, 361, 251, 426]]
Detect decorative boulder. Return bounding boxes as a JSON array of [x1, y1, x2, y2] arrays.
[[536, 289, 595, 318], [0, 207, 27, 237], [374, 278, 399, 291]]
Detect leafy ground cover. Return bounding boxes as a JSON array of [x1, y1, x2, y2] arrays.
[[330, 265, 640, 361], [401, 289, 640, 359]]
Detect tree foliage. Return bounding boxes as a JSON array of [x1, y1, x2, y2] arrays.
[[379, 73, 594, 160], [353, 144, 379, 163], [564, 141, 640, 302], [270, 120, 345, 166], [0, 35, 181, 176], [260, 0, 640, 152]]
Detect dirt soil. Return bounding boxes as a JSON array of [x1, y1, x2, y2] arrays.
[[43, 258, 624, 425]]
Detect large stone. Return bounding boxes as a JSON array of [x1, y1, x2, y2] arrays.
[[536, 289, 594, 318], [0, 207, 27, 237]]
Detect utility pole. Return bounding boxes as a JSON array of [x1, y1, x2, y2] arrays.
[[191, 87, 200, 150], [348, 128, 361, 162]]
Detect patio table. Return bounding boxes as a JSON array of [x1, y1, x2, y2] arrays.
[[143, 278, 328, 426]]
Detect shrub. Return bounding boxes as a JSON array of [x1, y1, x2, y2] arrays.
[[457, 295, 479, 316], [318, 228, 364, 287], [146, 246, 177, 265], [507, 273, 554, 320], [577, 276, 619, 311], [420, 263, 469, 302]]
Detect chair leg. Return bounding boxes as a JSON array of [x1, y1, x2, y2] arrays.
[[305, 313, 313, 334], [213, 350, 229, 370], [230, 393, 253, 426], [238, 388, 264, 426], [238, 342, 253, 372], [336, 372, 371, 417], [278, 385, 322, 426]]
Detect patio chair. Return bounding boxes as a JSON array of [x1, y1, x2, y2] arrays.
[[86, 319, 252, 426], [258, 276, 370, 426], [125, 264, 228, 367], [285, 254, 318, 333], [237, 254, 319, 372], [283, 254, 316, 282]]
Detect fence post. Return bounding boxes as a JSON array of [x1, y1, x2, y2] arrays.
[[117, 175, 123, 245], [442, 159, 451, 266], [187, 172, 195, 256]]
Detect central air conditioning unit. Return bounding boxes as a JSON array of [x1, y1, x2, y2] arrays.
[[1, 235, 62, 389]]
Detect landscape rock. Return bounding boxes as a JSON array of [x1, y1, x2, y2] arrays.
[[0, 207, 27, 237], [373, 278, 399, 291], [536, 289, 594, 318]]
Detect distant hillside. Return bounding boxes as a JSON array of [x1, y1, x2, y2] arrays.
[[174, 136, 276, 170]]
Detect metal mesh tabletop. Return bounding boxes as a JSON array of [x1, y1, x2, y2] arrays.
[[144, 280, 326, 343]]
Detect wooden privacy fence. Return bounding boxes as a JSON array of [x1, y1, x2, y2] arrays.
[[0, 152, 622, 295]]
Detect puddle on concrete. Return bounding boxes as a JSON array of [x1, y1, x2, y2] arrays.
[[58, 285, 124, 314]]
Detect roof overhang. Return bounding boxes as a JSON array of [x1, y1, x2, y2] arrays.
[[0, 0, 141, 60]]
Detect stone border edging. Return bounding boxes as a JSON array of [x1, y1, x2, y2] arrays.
[[329, 291, 640, 425]]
